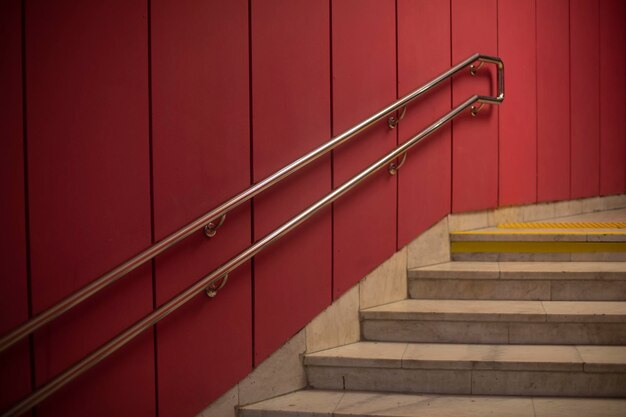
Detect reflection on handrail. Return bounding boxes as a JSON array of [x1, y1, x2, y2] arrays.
[[1, 55, 504, 416], [0, 53, 502, 355]]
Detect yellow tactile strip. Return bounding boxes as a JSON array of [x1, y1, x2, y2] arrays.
[[498, 222, 626, 229], [451, 230, 626, 235]]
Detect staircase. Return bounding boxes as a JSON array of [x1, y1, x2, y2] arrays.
[[239, 210, 626, 417]]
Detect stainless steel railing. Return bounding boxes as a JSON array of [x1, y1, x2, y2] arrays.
[[0, 53, 500, 354], [1, 53, 503, 416]]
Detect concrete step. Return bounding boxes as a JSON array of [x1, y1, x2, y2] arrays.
[[239, 390, 626, 416], [449, 230, 626, 262], [361, 299, 626, 345], [304, 342, 626, 398], [408, 262, 626, 301]]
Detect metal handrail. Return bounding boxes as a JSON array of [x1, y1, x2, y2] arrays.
[[0, 53, 502, 354], [2, 54, 503, 417]]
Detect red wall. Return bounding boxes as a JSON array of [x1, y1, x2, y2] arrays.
[[0, 1, 31, 413], [26, 1, 155, 416], [451, 0, 499, 212], [150, 1, 252, 416], [1, 0, 624, 416], [397, 0, 451, 247], [251, 0, 332, 364], [332, 0, 397, 298], [537, 0, 571, 202], [570, 0, 600, 199], [498, 0, 537, 206], [599, 0, 626, 195]]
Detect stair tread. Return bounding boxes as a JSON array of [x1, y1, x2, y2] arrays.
[[408, 261, 626, 280], [239, 390, 626, 417], [305, 342, 626, 372], [361, 299, 626, 322], [450, 230, 626, 242]]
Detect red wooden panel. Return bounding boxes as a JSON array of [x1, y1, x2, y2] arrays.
[[397, 0, 451, 247], [498, 0, 537, 206], [451, 0, 498, 212], [332, 0, 397, 297], [0, 0, 31, 412], [570, 0, 600, 199], [252, 0, 332, 363], [26, 1, 155, 415], [536, 0, 570, 202], [599, 0, 626, 195], [151, 1, 252, 415]]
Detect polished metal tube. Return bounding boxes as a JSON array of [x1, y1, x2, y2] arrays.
[[2, 84, 504, 416], [0, 54, 502, 354]]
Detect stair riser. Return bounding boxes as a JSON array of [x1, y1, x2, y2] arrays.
[[307, 366, 626, 397], [362, 320, 626, 345], [409, 279, 626, 301], [452, 252, 626, 262]]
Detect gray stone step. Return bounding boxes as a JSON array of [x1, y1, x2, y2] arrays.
[[408, 262, 626, 301], [239, 390, 626, 416], [361, 299, 626, 345], [303, 342, 626, 398]]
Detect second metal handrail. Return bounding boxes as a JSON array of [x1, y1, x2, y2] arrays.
[[0, 53, 503, 354], [2, 55, 504, 417]]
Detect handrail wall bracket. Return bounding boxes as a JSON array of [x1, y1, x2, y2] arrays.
[[387, 106, 407, 129], [388, 152, 407, 175], [205, 274, 229, 298], [204, 214, 227, 238], [470, 103, 485, 117], [469, 61, 484, 76]]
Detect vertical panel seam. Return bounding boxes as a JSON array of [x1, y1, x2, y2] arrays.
[[597, 0, 602, 195], [496, 0, 500, 207], [534, 0, 539, 202], [248, 0, 256, 368], [449, 0, 454, 213], [394, 0, 399, 250], [147, 0, 156, 304], [329, 0, 335, 301], [21, 1, 37, 412], [568, 0, 572, 199], [146, 0, 159, 415], [618, 1, 624, 195]]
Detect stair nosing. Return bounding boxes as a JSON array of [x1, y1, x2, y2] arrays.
[[303, 341, 626, 373], [359, 299, 626, 323], [408, 262, 626, 281]]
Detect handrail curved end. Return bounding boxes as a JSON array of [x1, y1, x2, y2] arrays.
[[475, 53, 505, 103]]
